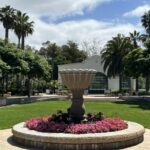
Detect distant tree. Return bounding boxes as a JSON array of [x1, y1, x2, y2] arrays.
[[39, 41, 87, 64], [0, 45, 27, 95], [40, 41, 59, 59], [61, 41, 87, 63], [141, 10, 150, 91], [23, 51, 51, 98], [51, 62, 58, 80], [141, 10, 150, 35], [101, 34, 133, 91], [0, 58, 10, 96], [81, 39, 102, 56], [129, 30, 141, 48], [0, 46, 28, 74], [124, 48, 144, 80], [0, 5, 15, 44], [129, 30, 142, 92], [49, 80, 59, 93]]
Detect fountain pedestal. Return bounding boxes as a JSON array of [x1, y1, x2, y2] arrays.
[[70, 89, 85, 121], [60, 69, 96, 121]]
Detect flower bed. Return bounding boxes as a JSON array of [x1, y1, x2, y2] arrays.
[[25, 112, 128, 134]]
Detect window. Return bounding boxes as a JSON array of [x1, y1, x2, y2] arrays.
[[89, 72, 108, 90], [121, 76, 131, 90]]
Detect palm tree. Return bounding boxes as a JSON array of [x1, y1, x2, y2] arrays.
[[21, 20, 34, 49], [141, 10, 150, 92], [21, 15, 34, 49], [13, 11, 22, 48], [141, 10, 150, 35], [0, 5, 15, 44], [129, 30, 141, 48], [14, 11, 34, 49], [129, 30, 141, 92], [101, 34, 133, 91]]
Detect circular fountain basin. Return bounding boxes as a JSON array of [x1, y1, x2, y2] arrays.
[[12, 121, 144, 150]]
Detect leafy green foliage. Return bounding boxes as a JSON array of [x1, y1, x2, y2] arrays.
[[124, 48, 144, 78], [0, 5, 15, 43], [61, 41, 87, 64], [101, 34, 133, 77], [141, 10, 150, 35], [38, 41, 87, 65], [0, 59, 10, 72], [0, 46, 28, 74], [23, 51, 50, 78]]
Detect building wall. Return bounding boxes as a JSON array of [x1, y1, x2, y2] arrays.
[[108, 77, 119, 91], [58, 55, 135, 92]]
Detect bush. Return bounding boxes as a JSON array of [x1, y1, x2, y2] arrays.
[[138, 91, 150, 96]]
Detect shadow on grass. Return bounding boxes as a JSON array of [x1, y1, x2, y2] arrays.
[[113, 100, 150, 110]]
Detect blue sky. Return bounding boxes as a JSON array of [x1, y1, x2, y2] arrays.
[[0, 0, 150, 49], [48, 0, 148, 24]]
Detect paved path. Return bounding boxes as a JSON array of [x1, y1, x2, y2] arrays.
[[0, 129, 150, 150]]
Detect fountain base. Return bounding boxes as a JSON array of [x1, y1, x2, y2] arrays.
[[12, 121, 144, 150]]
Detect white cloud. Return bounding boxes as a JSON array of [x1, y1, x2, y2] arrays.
[[25, 19, 143, 49], [0, 0, 143, 50], [123, 4, 150, 17], [0, 0, 111, 19], [0, 17, 143, 49]]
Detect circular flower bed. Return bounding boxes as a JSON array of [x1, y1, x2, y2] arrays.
[[25, 111, 128, 134]]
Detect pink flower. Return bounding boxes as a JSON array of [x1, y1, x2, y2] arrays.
[[25, 116, 128, 134]]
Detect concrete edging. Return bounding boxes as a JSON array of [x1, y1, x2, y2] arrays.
[[12, 121, 145, 150]]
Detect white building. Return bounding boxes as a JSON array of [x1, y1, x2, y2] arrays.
[[58, 55, 136, 94]]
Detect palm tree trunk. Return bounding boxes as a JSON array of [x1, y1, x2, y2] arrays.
[[5, 75, 8, 92], [16, 74, 19, 94], [5, 28, 9, 44], [2, 74, 5, 97], [119, 74, 122, 92], [135, 78, 139, 92], [21, 36, 25, 49], [27, 76, 31, 98], [18, 37, 21, 48], [145, 76, 149, 92]]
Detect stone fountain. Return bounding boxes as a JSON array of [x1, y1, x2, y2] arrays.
[[59, 69, 96, 121], [12, 69, 145, 150]]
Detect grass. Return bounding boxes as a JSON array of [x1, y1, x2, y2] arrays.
[[0, 100, 150, 129]]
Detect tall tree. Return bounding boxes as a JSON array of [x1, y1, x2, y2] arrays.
[[0, 45, 28, 95], [129, 30, 141, 92], [14, 11, 34, 49], [142, 10, 150, 35], [81, 39, 102, 56], [124, 48, 143, 81], [61, 41, 87, 63], [0, 5, 15, 44], [141, 10, 150, 92], [129, 30, 141, 48], [13, 11, 22, 48], [21, 19, 34, 49], [101, 34, 133, 91], [23, 51, 51, 98]]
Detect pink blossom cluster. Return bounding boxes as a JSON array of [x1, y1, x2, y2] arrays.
[[25, 117, 67, 132], [66, 118, 128, 134], [25, 116, 128, 134]]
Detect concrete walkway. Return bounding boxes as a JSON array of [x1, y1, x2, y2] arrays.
[[0, 129, 150, 150]]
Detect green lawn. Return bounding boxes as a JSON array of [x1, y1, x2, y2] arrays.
[[0, 100, 150, 129]]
